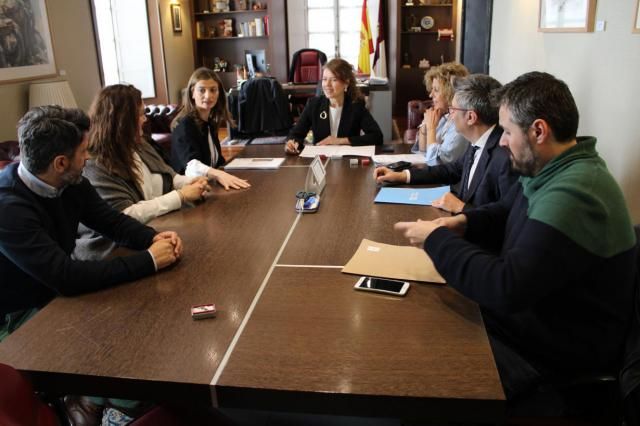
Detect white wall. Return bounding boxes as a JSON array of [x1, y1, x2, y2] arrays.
[[0, 0, 102, 141], [158, 0, 195, 104], [490, 0, 640, 222]]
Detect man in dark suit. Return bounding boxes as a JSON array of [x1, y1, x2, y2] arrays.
[[375, 74, 517, 213]]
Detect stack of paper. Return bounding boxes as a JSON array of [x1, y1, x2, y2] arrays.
[[299, 145, 376, 158], [224, 158, 285, 170], [372, 153, 426, 166]]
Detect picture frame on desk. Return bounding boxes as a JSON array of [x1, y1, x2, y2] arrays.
[[0, 0, 57, 83], [538, 0, 596, 32], [171, 4, 182, 33]]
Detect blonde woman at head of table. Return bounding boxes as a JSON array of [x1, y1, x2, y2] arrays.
[[417, 62, 470, 165]]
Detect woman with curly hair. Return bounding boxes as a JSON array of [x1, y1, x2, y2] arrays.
[[417, 62, 470, 165]]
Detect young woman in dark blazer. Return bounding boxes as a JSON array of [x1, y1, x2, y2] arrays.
[[285, 58, 383, 154], [171, 67, 250, 190]]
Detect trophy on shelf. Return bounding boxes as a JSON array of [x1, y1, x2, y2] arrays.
[[407, 14, 421, 32]]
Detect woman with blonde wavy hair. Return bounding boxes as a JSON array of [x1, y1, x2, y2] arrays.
[[417, 62, 470, 165]]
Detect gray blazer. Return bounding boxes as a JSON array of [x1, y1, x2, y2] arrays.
[[74, 141, 176, 260]]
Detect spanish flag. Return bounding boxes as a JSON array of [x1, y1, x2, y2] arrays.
[[357, 0, 374, 75]]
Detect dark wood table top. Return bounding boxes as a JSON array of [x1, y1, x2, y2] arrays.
[[0, 146, 505, 421], [215, 268, 504, 422]]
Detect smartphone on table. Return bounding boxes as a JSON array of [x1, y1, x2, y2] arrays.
[[354, 276, 410, 296], [386, 161, 412, 172]]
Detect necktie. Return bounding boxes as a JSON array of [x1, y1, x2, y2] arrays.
[[459, 145, 479, 200]]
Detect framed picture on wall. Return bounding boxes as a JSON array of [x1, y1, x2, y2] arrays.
[[171, 4, 182, 33], [538, 0, 597, 32], [634, 0, 640, 33], [0, 0, 57, 84]]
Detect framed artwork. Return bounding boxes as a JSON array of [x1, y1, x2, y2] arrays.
[[634, 0, 640, 33], [538, 0, 597, 32], [171, 4, 182, 33], [0, 0, 57, 84]]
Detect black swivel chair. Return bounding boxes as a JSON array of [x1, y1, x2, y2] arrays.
[[620, 225, 640, 426], [509, 225, 640, 425]]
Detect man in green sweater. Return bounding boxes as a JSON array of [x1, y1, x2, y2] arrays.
[[395, 72, 637, 403]]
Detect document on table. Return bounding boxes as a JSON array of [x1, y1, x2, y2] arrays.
[[374, 186, 450, 206], [371, 153, 426, 165], [343, 239, 445, 284], [224, 157, 285, 170], [299, 145, 376, 158]]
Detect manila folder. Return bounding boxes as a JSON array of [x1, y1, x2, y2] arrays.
[[342, 239, 445, 284]]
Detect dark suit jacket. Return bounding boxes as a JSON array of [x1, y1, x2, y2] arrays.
[[171, 115, 225, 175], [288, 95, 383, 146], [410, 126, 517, 210], [237, 77, 291, 135]]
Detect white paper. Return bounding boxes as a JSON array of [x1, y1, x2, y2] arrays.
[[299, 145, 376, 158], [371, 153, 426, 166], [224, 158, 285, 170]]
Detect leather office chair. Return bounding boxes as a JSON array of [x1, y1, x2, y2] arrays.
[[288, 48, 327, 117], [404, 99, 433, 144], [0, 140, 20, 170], [234, 77, 291, 139], [620, 225, 640, 426], [0, 363, 59, 426], [509, 225, 640, 426]]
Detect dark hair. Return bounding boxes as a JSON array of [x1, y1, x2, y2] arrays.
[[323, 58, 363, 102], [453, 74, 502, 125], [493, 71, 579, 142], [17, 106, 89, 174], [171, 67, 233, 130], [88, 84, 143, 183]]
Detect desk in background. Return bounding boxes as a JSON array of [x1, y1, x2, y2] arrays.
[[0, 146, 504, 423], [229, 80, 393, 142], [275, 82, 393, 143]]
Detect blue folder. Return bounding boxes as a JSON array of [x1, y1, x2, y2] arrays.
[[374, 186, 450, 206]]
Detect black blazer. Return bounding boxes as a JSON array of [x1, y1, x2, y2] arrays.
[[171, 115, 225, 175], [410, 126, 517, 210], [288, 95, 383, 147]]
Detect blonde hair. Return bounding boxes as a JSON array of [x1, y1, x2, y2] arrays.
[[424, 62, 469, 105]]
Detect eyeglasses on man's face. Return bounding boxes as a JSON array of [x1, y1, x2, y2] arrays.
[[448, 106, 472, 114]]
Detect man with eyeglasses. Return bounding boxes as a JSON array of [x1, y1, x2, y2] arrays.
[[375, 74, 517, 213], [395, 72, 637, 404]]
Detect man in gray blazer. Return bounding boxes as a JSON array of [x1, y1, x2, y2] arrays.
[[375, 74, 517, 213]]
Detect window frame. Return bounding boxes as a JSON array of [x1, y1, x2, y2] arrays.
[[89, 0, 168, 104]]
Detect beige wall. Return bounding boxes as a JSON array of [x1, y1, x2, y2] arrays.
[[490, 0, 640, 222], [0, 0, 102, 141], [0, 0, 196, 141], [158, 0, 194, 104]]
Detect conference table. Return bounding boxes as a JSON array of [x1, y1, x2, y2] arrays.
[[0, 144, 505, 423]]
